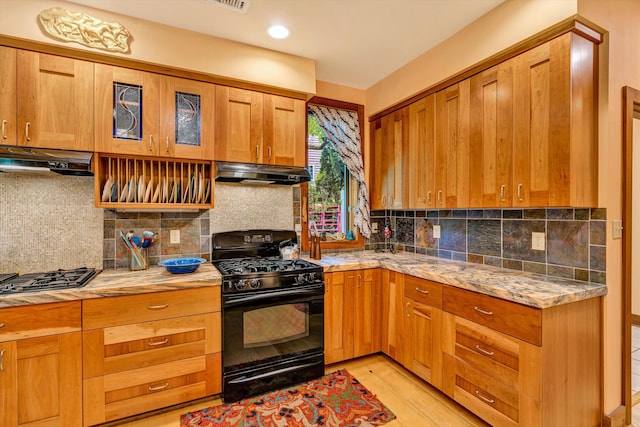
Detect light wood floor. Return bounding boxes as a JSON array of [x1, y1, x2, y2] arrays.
[[109, 354, 489, 427]]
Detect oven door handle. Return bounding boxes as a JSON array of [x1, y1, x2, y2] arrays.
[[223, 285, 323, 307], [227, 360, 321, 384]]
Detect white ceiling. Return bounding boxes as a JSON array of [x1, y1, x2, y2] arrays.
[[67, 0, 505, 89]]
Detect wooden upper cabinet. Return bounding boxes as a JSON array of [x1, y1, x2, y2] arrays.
[[95, 64, 160, 156], [0, 46, 17, 145], [435, 80, 470, 208], [512, 32, 597, 207], [370, 107, 408, 210], [95, 64, 214, 160], [15, 50, 93, 151], [215, 90, 305, 166], [469, 62, 514, 208], [215, 86, 263, 163], [409, 95, 436, 209], [263, 94, 305, 166]]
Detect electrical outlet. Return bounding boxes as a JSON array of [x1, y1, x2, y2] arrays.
[[433, 225, 441, 239], [532, 232, 545, 251], [372, 222, 379, 233], [613, 220, 623, 239], [295, 224, 302, 232], [170, 229, 180, 244]]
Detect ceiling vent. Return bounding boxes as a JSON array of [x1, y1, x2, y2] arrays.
[[206, 0, 251, 13]]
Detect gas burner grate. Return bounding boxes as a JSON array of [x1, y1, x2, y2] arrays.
[[0, 267, 100, 295]]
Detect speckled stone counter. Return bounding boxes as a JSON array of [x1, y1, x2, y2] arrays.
[[307, 251, 607, 309], [0, 264, 221, 308]]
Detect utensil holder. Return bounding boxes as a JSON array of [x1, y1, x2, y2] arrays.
[[128, 248, 148, 271]]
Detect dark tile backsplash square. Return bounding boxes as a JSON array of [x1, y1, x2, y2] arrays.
[[370, 208, 606, 283]]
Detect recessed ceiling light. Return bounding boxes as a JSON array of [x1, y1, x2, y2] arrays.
[[267, 24, 290, 39]]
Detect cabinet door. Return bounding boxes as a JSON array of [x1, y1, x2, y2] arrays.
[[409, 95, 436, 208], [404, 299, 443, 389], [0, 333, 82, 427], [160, 77, 214, 160], [17, 51, 93, 151], [95, 64, 160, 156], [263, 94, 305, 166], [324, 272, 354, 364], [215, 86, 263, 163], [0, 46, 16, 145], [390, 107, 409, 209], [381, 270, 405, 362], [369, 117, 389, 210], [469, 62, 513, 208], [512, 32, 596, 207], [435, 80, 470, 208], [353, 269, 381, 357]]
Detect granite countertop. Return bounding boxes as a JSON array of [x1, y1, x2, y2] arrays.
[[0, 264, 222, 309], [306, 251, 607, 309]]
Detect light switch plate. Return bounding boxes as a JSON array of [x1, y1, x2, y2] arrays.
[[170, 229, 180, 244], [532, 232, 545, 251], [613, 220, 623, 239], [372, 222, 379, 233], [433, 225, 441, 239]]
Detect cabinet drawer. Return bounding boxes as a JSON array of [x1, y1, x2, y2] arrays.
[[0, 301, 81, 342], [442, 286, 541, 346], [449, 315, 521, 391], [83, 353, 221, 426], [83, 312, 221, 378], [444, 353, 520, 426], [403, 275, 442, 308], [83, 287, 220, 329]]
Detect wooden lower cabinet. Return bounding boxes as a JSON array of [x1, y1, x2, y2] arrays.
[[82, 288, 222, 426], [324, 269, 381, 364], [0, 302, 82, 427]]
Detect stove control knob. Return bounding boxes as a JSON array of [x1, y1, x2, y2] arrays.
[[235, 280, 248, 290], [297, 273, 310, 284], [249, 279, 261, 289]]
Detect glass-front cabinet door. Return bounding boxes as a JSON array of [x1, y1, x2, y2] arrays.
[[160, 77, 214, 160], [95, 64, 160, 156]]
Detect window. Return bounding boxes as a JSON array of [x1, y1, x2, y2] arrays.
[[304, 98, 370, 249]]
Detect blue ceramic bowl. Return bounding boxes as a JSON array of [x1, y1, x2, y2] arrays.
[[158, 257, 206, 274]]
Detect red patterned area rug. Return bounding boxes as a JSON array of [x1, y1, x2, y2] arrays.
[[180, 369, 396, 427]]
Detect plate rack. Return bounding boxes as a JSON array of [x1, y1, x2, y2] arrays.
[[94, 154, 214, 209]]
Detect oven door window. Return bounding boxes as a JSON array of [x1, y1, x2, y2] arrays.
[[244, 304, 308, 347], [224, 294, 323, 370]]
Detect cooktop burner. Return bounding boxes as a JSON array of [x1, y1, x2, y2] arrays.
[[213, 257, 319, 275], [0, 267, 100, 295]]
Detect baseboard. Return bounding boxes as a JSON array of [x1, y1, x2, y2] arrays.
[[602, 405, 626, 427], [632, 314, 640, 326]]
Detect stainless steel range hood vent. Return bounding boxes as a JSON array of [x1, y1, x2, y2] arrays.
[[215, 161, 310, 185], [0, 145, 93, 176]]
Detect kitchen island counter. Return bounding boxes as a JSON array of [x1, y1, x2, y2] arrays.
[[308, 251, 606, 309], [0, 264, 221, 308]]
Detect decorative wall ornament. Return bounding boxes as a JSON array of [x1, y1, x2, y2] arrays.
[[38, 7, 131, 53]]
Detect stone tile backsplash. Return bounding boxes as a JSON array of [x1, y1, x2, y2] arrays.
[[367, 208, 607, 284]]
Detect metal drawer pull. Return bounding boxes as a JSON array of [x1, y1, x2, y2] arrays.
[[475, 390, 495, 404], [475, 345, 495, 356], [147, 338, 169, 346], [0, 348, 5, 372], [517, 183, 524, 202], [405, 302, 410, 317], [500, 184, 506, 202], [474, 306, 493, 316], [415, 287, 429, 295], [255, 145, 259, 160], [165, 136, 170, 153], [0, 323, 5, 329], [149, 134, 153, 151], [1, 120, 6, 139], [25, 122, 31, 141], [147, 304, 169, 310], [427, 191, 432, 204], [437, 190, 442, 205], [267, 146, 272, 160], [148, 382, 169, 392]]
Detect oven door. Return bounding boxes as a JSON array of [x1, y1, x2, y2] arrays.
[[222, 283, 324, 401]]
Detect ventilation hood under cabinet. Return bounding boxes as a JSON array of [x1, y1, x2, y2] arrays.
[[215, 161, 310, 185], [0, 145, 93, 176]]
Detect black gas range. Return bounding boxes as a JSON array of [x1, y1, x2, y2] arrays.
[[211, 229, 325, 402], [0, 267, 100, 295]]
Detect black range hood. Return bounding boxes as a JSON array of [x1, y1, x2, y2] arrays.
[[215, 161, 310, 185], [0, 145, 93, 176]]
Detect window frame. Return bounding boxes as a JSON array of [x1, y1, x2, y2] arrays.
[[302, 96, 365, 251]]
